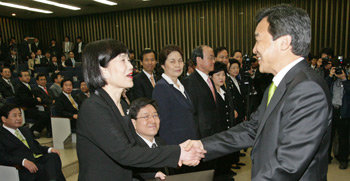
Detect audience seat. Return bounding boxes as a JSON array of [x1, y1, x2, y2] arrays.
[[0, 165, 20, 181]]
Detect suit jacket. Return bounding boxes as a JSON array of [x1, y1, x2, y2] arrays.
[[226, 76, 246, 122], [54, 92, 78, 119], [65, 58, 74, 67], [133, 135, 167, 180], [325, 76, 350, 118], [38, 57, 50, 67], [76, 88, 180, 181], [182, 70, 220, 138], [73, 42, 85, 55], [75, 91, 88, 107], [15, 82, 40, 108], [202, 60, 332, 181], [0, 78, 16, 98], [132, 71, 157, 100], [152, 78, 198, 144], [33, 86, 54, 109], [48, 62, 63, 72], [62, 41, 74, 53], [0, 126, 49, 166], [31, 42, 42, 54]]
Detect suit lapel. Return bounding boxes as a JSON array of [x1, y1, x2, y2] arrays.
[[141, 72, 153, 89], [162, 79, 192, 108], [252, 60, 307, 148], [1, 127, 31, 150], [193, 71, 215, 101]]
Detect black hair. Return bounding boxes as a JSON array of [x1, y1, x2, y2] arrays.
[[0, 67, 11, 73], [51, 72, 61, 81], [82, 39, 128, 91], [256, 4, 311, 57], [129, 98, 158, 120], [65, 36, 70, 40], [36, 73, 46, 80], [228, 58, 241, 69], [18, 70, 29, 77], [129, 49, 135, 54], [0, 103, 20, 119], [159, 45, 184, 66], [191, 45, 205, 66], [209, 62, 227, 76], [214, 47, 228, 57], [320, 48, 334, 58], [232, 49, 242, 57], [140, 49, 157, 61], [76, 36, 82, 40], [61, 78, 72, 87]]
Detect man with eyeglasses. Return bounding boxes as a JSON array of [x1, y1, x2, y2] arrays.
[[129, 97, 168, 181]]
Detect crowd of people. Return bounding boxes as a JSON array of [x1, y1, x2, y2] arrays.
[[0, 4, 349, 181]]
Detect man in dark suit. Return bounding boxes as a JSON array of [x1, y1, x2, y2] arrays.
[[131, 49, 158, 100], [15, 70, 51, 137], [38, 51, 50, 68], [0, 103, 65, 181], [54, 79, 78, 131], [31, 38, 42, 55], [65, 51, 76, 67], [0, 67, 16, 98], [73, 36, 85, 62], [129, 98, 168, 180], [48, 55, 63, 73], [75, 81, 90, 107], [33, 73, 54, 137], [186, 5, 332, 180], [20, 36, 31, 60], [182, 45, 219, 139]]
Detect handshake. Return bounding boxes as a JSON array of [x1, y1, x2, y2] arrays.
[[178, 140, 206, 167]]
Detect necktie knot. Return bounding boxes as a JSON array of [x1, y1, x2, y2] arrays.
[[151, 143, 157, 148]]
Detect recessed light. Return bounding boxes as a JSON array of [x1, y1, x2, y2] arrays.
[[11, 13, 16, 16], [93, 0, 118, 6], [142, 0, 151, 1], [0, 1, 53, 14], [33, 0, 81, 11]]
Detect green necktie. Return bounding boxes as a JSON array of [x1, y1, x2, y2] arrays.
[[267, 82, 277, 106], [15, 130, 42, 158]]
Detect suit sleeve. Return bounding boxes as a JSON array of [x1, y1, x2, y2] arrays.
[[0, 141, 23, 166], [253, 81, 330, 180], [55, 96, 74, 118], [132, 78, 146, 100], [15, 86, 38, 107], [78, 100, 181, 168]]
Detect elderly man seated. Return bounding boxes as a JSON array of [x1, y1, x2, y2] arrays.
[[129, 98, 168, 181]]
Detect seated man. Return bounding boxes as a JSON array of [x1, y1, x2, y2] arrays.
[[75, 81, 90, 107], [49, 73, 63, 99], [129, 98, 168, 181], [54, 79, 78, 131], [0, 103, 65, 181]]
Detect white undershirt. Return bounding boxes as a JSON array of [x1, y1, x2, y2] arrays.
[[162, 73, 186, 98]]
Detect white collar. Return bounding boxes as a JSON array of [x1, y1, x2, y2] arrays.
[[142, 69, 153, 79], [273, 57, 304, 87], [136, 132, 156, 148], [162, 73, 182, 87], [22, 81, 30, 87], [195, 68, 209, 82], [62, 91, 72, 98], [2, 77, 10, 83], [2, 125, 23, 138]]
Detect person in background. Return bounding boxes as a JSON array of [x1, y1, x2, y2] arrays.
[[75, 81, 90, 107], [49, 73, 63, 99], [232, 50, 243, 68]]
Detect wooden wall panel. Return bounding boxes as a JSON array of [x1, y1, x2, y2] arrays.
[[1, 0, 349, 59]]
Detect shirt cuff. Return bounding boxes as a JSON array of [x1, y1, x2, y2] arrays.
[[48, 148, 52, 153], [22, 159, 27, 166]]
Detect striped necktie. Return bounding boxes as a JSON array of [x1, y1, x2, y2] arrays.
[[68, 94, 78, 110]]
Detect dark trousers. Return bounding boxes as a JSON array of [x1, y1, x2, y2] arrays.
[[329, 107, 341, 160], [337, 117, 350, 162], [26, 108, 51, 133], [19, 153, 65, 181]]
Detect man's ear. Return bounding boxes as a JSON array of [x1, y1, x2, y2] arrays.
[[278, 35, 292, 52], [100, 66, 109, 79], [1, 116, 6, 124], [131, 119, 137, 129]]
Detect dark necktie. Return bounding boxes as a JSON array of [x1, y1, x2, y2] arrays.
[[151, 143, 157, 148]]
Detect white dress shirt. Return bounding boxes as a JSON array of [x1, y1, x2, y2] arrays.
[[136, 132, 157, 148], [162, 73, 186, 98], [142, 70, 155, 85], [195, 69, 211, 88], [217, 88, 225, 100], [273, 57, 304, 87], [229, 75, 241, 94]]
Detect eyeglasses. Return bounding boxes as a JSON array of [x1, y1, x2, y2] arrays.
[[137, 114, 159, 120]]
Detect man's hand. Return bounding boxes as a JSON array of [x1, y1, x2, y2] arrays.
[[36, 97, 42, 102], [73, 114, 78, 119], [23, 160, 38, 173], [178, 140, 206, 167], [50, 148, 60, 156], [329, 67, 336, 77], [234, 110, 238, 119], [335, 70, 347, 80], [155, 171, 166, 180]]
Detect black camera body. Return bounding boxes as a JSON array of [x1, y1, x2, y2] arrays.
[[335, 67, 343, 75]]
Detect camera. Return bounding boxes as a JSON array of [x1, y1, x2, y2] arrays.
[[333, 56, 344, 75]]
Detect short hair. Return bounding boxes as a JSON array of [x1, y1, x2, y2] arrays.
[[0, 67, 11, 73], [191, 45, 205, 66], [65, 36, 70, 40], [186, 59, 195, 68], [256, 4, 311, 57], [36, 73, 46, 80], [209, 62, 227, 76], [19, 70, 29, 77], [320, 48, 334, 58], [140, 49, 157, 61], [0, 103, 20, 119], [51, 72, 61, 81], [129, 49, 135, 54], [129, 98, 158, 120], [228, 58, 241, 69], [159, 45, 184, 66], [214, 47, 228, 57], [232, 49, 242, 57], [76, 36, 82, 40], [61, 78, 72, 87], [82, 39, 128, 91], [51, 38, 56, 42]]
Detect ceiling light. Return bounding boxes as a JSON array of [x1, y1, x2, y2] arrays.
[[33, 0, 80, 10], [142, 0, 151, 1], [0, 1, 53, 14], [93, 0, 118, 6], [11, 13, 16, 16]]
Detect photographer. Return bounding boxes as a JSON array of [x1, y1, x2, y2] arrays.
[[326, 65, 350, 169]]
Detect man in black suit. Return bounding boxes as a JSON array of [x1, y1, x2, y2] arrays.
[[129, 98, 168, 180], [0, 67, 16, 98], [65, 51, 76, 67], [38, 51, 50, 68], [185, 5, 332, 180], [6, 49, 23, 70], [0, 103, 65, 181], [131, 49, 158, 100], [54, 79, 78, 131], [15, 70, 51, 137], [48, 55, 63, 74], [31, 38, 42, 55], [182, 45, 219, 139], [75, 81, 90, 107], [33, 73, 54, 137], [20, 36, 31, 60], [73, 36, 85, 62]]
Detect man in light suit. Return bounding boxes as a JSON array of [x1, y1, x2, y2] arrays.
[[62, 36, 74, 58], [185, 5, 332, 181]]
